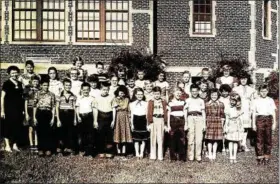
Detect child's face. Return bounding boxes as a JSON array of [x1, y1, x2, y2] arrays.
[[96, 64, 103, 74], [137, 71, 145, 80], [136, 91, 144, 101], [81, 86, 90, 96], [90, 82, 98, 89], [26, 64, 34, 74], [174, 90, 182, 100], [178, 82, 184, 89], [200, 83, 208, 92], [100, 86, 109, 96], [127, 79, 135, 88], [118, 71, 125, 79], [153, 91, 161, 100], [9, 70, 19, 80], [145, 83, 153, 92], [221, 90, 229, 98], [118, 91, 125, 98], [70, 70, 78, 80], [210, 92, 218, 101], [230, 99, 237, 107], [75, 61, 83, 68], [41, 82, 49, 91], [191, 88, 199, 98], [182, 73, 190, 83], [223, 70, 230, 77], [240, 78, 248, 86], [31, 79, 39, 88], [111, 77, 118, 87], [48, 69, 57, 80], [64, 82, 72, 92], [158, 73, 165, 82], [202, 70, 209, 80], [259, 88, 268, 98]]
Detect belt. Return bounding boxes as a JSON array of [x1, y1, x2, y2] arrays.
[[257, 115, 272, 118], [171, 115, 184, 119], [80, 112, 92, 116], [153, 114, 164, 118], [188, 111, 202, 116], [38, 107, 51, 111]]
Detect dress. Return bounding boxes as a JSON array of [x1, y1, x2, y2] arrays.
[[113, 97, 133, 143], [224, 107, 244, 141], [2, 79, 24, 142], [205, 101, 225, 140]]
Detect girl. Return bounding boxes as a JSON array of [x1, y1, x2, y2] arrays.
[[215, 65, 238, 89], [182, 70, 192, 95], [18, 60, 40, 88], [130, 88, 149, 158], [198, 80, 210, 103], [135, 70, 146, 89], [34, 77, 56, 156], [48, 67, 63, 98], [111, 85, 133, 156], [88, 74, 101, 98], [224, 93, 244, 163], [205, 88, 225, 161], [154, 72, 170, 102], [167, 87, 187, 162], [1, 66, 24, 152], [233, 72, 256, 152], [73, 56, 88, 82], [144, 80, 154, 101], [109, 75, 119, 97]]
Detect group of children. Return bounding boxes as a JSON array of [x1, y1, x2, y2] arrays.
[[0, 59, 277, 166]]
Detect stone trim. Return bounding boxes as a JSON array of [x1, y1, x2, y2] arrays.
[[262, 0, 272, 40]]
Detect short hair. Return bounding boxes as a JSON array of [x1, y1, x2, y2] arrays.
[[197, 79, 209, 87], [258, 84, 268, 91], [238, 71, 253, 85], [182, 70, 191, 77], [157, 71, 166, 81], [81, 82, 91, 89], [87, 74, 99, 83], [219, 84, 232, 93], [40, 76, 50, 84], [69, 67, 80, 76], [144, 79, 152, 85], [63, 78, 72, 85], [7, 65, 20, 74], [209, 88, 220, 98], [96, 62, 104, 68], [48, 67, 59, 80], [110, 75, 118, 80], [190, 84, 200, 90], [31, 75, 40, 81], [230, 93, 241, 103], [152, 86, 162, 93], [73, 56, 84, 66], [137, 70, 145, 73], [201, 68, 209, 72], [114, 85, 129, 97], [131, 87, 146, 102], [25, 60, 35, 67], [100, 81, 110, 89]]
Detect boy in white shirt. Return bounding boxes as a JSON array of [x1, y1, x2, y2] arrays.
[[69, 68, 83, 97], [252, 84, 277, 165]]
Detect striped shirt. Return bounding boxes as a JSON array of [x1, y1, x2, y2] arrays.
[[58, 91, 76, 110], [168, 100, 186, 117]]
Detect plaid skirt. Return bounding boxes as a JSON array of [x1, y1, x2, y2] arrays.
[[205, 116, 223, 140]]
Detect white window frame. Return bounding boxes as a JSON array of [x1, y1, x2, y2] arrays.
[[262, 0, 272, 40], [189, 0, 216, 37]]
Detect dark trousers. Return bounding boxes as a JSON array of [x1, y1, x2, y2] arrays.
[[97, 111, 113, 154], [77, 112, 94, 152], [256, 115, 273, 159], [59, 109, 75, 150], [36, 109, 53, 152], [169, 116, 186, 161]]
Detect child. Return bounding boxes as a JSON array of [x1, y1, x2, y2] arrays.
[[88, 74, 101, 98], [111, 85, 133, 156], [56, 78, 77, 154], [182, 70, 192, 95], [117, 68, 126, 86], [69, 67, 83, 97], [93, 82, 115, 158], [34, 77, 56, 156], [200, 68, 215, 89], [144, 80, 154, 101], [130, 88, 149, 158], [73, 56, 88, 82], [252, 84, 277, 165], [185, 84, 206, 162], [135, 70, 146, 89], [126, 77, 137, 99], [174, 81, 189, 101], [75, 82, 95, 156], [147, 86, 168, 161], [219, 84, 232, 154], [205, 88, 225, 161], [18, 60, 40, 88], [154, 72, 170, 102], [215, 65, 238, 89], [233, 72, 256, 152], [167, 87, 187, 162], [198, 79, 210, 103], [24, 75, 40, 152], [95, 62, 109, 83], [224, 93, 244, 163], [48, 67, 63, 98], [109, 75, 119, 97]]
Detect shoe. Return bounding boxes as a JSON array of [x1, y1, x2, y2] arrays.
[[13, 147, 21, 152], [4, 147, 12, 153], [244, 148, 250, 152], [45, 151, 52, 156], [98, 153, 106, 158], [38, 151, 44, 156], [105, 153, 114, 159], [33, 146, 38, 153], [57, 148, 62, 153]]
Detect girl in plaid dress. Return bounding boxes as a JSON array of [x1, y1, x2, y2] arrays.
[[205, 88, 225, 161]]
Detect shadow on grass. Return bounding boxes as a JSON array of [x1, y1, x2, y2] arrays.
[[0, 152, 16, 183]]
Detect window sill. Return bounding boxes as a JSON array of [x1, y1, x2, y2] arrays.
[[263, 36, 272, 41], [189, 33, 216, 38]]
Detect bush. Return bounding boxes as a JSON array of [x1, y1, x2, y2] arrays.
[[265, 70, 279, 99]]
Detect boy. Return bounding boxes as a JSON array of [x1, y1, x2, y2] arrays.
[[95, 62, 109, 83], [69, 67, 83, 97], [182, 70, 192, 95], [147, 86, 168, 161], [198, 80, 209, 103], [109, 76, 119, 97], [56, 78, 77, 154], [88, 74, 101, 98], [184, 84, 206, 162], [252, 84, 277, 165], [76, 82, 95, 156], [126, 77, 136, 99], [24, 75, 40, 152], [135, 70, 146, 89], [144, 80, 154, 101], [34, 77, 56, 156], [200, 68, 214, 89], [93, 82, 115, 158]]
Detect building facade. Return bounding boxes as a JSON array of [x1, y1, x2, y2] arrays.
[[0, 0, 279, 88]]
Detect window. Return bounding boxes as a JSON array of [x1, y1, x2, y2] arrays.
[[193, 0, 212, 34], [76, 0, 129, 43], [12, 0, 65, 41], [263, 0, 271, 38]]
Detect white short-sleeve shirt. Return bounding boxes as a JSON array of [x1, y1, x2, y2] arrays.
[[135, 80, 146, 89], [185, 97, 205, 113], [130, 100, 148, 116], [76, 95, 95, 114], [252, 97, 276, 116], [71, 80, 82, 97]]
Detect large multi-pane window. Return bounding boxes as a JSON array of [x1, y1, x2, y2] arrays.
[[12, 0, 65, 41], [76, 0, 129, 43], [193, 0, 212, 34]]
